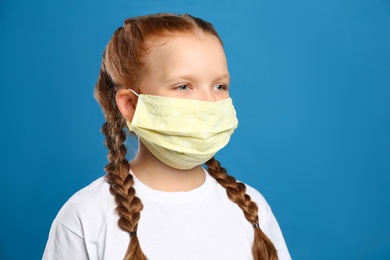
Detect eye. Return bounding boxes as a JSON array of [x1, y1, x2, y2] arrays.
[[214, 84, 228, 91], [175, 85, 190, 91]]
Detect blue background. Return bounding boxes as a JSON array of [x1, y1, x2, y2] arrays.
[[1, 0, 389, 259]]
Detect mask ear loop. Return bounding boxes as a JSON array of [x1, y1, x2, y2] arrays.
[[114, 89, 140, 124], [115, 88, 140, 105], [127, 88, 139, 97]]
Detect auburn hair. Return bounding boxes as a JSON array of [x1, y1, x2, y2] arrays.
[[94, 13, 278, 260]]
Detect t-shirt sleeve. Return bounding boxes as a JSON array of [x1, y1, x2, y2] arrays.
[[263, 204, 292, 260], [246, 185, 292, 260], [42, 178, 111, 259], [42, 220, 89, 260]]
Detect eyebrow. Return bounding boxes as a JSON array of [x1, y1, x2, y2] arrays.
[[218, 74, 230, 80], [164, 73, 230, 83]]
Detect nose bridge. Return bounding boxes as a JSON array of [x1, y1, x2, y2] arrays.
[[199, 85, 217, 102]]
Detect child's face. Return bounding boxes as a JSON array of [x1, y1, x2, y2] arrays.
[[140, 34, 230, 101]]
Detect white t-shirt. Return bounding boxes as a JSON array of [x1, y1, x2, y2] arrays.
[[43, 169, 291, 259]]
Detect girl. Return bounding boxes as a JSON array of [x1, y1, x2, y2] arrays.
[[43, 13, 291, 260]]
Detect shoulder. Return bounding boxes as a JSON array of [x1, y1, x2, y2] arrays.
[[44, 177, 116, 259], [60, 176, 111, 213], [242, 183, 276, 227], [54, 176, 113, 236], [244, 183, 270, 211], [244, 183, 268, 205], [237, 181, 276, 230], [243, 182, 292, 260]]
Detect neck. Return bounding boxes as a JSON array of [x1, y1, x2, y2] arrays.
[[130, 141, 205, 192]]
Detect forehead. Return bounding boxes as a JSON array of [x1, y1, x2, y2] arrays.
[[139, 32, 229, 95], [144, 33, 227, 70]]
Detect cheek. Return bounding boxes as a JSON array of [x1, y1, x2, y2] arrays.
[[216, 91, 230, 101]]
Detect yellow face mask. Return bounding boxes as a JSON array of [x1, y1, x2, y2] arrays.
[[126, 90, 238, 170]]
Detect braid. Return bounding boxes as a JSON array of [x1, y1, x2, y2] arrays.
[[206, 157, 278, 260], [97, 65, 147, 259]]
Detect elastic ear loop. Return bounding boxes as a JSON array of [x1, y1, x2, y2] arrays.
[[114, 88, 139, 103], [127, 88, 139, 97]]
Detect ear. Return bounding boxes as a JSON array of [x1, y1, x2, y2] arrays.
[[116, 89, 138, 122]]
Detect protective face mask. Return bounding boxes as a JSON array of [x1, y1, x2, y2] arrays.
[[125, 90, 238, 170]]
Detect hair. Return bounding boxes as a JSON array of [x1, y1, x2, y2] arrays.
[[94, 13, 278, 260]]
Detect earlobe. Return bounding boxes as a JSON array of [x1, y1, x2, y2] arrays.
[[116, 89, 137, 122]]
